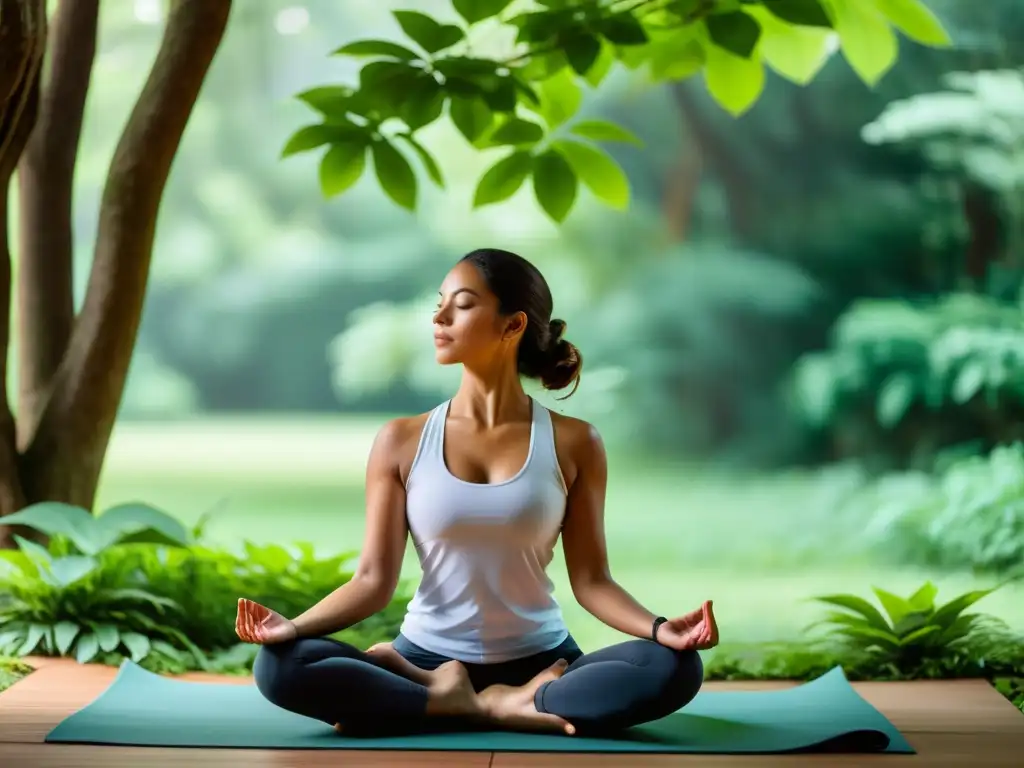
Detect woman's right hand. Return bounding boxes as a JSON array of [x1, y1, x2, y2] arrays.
[[235, 598, 298, 645]]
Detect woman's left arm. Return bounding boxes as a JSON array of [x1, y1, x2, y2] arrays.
[[560, 421, 661, 641]]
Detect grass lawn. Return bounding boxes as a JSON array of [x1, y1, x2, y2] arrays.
[[94, 417, 1024, 653]]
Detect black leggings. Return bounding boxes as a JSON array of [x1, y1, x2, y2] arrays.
[[253, 633, 704, 735]]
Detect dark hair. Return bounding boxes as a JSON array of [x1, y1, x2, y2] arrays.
[[460, 248, 582, 397]]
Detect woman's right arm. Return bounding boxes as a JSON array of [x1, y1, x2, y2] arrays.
[[287, 419, 413, 638]]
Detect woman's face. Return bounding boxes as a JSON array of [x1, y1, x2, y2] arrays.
[[433, 261, 525, 368]]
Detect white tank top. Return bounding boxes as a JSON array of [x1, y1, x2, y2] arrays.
[[398, 398, 570, 663]]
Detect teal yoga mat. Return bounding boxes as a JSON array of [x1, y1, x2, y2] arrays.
[[46, 662, 914, 754]]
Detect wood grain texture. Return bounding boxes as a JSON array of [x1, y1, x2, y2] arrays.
[[1, 658, 1021, 767]]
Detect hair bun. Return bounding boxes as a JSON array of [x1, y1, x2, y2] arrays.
[[539, 319, 582, 398]]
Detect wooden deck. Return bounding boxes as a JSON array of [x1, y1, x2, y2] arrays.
[[0, 658, 1021, 767]]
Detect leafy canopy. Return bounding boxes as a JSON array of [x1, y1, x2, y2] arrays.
[[284, 0, 951, 223]]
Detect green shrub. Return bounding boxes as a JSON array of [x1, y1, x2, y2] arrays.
[[706, 581, 1023, 685], [0, 502, 200, 665], [850, 444, 1024, 575], [0, 503, 411, 673], [792, 294, 1024, 470]]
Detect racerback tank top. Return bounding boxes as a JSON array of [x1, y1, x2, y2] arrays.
[[398, 398, 570, 663]]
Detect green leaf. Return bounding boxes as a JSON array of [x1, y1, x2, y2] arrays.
[[876, 373, 915, 428], [872, 587, 913, 625], [452, 0, 514, 25], [17, 623, 48, 656], [53, 621, 80, 656], [449, 95, 494, 143], [48, 555, 98, 587], [812, 595, 890, 630], [873, 0, 951, 46], [473, 151, 533, 207], [94, 624, 121, 653], [908, 582, 939, 611], [120, 632, 152, 663], [898, 625, 942, 646], [833, 624, 901, 648], [489, 117, 545, 146], [151, 640, 185, 662], [570, 119, 643, 146], [13, 535, 54, 568], [597, 14, 648, 45], [831, 0, 898, 86], [751, 7, 834, 85], [931, 588, 997, 629], [649, 35, 707, 80], [706, 11, 763, 58], [358, 62, 423, 118], [479, 76, 518, 112], [532, 150, 578, 223], [75, 632, 100, 664], [762, 0, 833, 28], [282, 124, 363, 158], [333, 39, 421, 60], [703, 40, 766, 117], [393, 10, 465, 54], [3, 503, 98, 555], [318, 142, 368, 198], [563, 33, 602, 76], [371, 140, 418, 210], [398, 77, 447, 130], [953, 361, 985, 404], [535, 68, 582, 129], [296, 86, 355, 119], [584, 40, 616, 86], [397, 134, 445, 187], [104, 588, 180, 612], [96, 502, 192, 551], [553, 139, 630, 210]]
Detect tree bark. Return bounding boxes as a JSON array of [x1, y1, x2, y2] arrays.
[[0, 0, 47, 547], [17, 0, 233, 515], [16, 0, 100, 449]]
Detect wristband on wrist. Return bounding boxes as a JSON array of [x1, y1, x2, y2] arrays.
[[651, 616, 668, 643]]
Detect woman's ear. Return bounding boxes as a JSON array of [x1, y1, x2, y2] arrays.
[[503, 311, 528, 341]]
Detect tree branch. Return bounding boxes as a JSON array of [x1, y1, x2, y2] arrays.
[[15, 0, 99, 449], [20, 0, 233, 507]]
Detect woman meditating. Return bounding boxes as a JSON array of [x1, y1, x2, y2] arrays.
[[235, 248, 718, 737]]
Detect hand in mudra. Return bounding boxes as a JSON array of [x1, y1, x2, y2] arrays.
[[655, 600, 719, 651], [235, 598, 297, 645]]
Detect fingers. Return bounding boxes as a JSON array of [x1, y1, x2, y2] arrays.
[[235, 599, 264, 644], [537, 658, 569, 682], [539, 713, 576, 736]]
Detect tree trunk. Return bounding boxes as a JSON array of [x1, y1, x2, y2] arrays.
[[16, 0, 99, 450], [0, 0, 233, 547], [0, 0, 47, 548]]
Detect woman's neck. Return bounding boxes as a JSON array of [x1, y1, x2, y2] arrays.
[[451, 363, 530, 428]]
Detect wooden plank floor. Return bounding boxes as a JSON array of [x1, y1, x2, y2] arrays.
[[0, 658, 1021, 768]]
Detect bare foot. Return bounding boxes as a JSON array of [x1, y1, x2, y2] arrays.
[[424, 660, 483, 719], [366, 642, 433, 686], [479, 659, 576, 735]]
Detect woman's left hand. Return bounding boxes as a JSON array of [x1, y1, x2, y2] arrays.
[[655, 600, 719, 651]]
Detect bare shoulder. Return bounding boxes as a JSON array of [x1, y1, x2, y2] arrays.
[[549, 411, 607, 487], [371, 412, 432, 483]]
